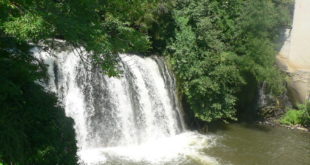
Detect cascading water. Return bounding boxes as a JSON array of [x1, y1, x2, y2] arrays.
[[32, 46, 218, 165]]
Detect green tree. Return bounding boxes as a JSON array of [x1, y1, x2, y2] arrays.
[[166, 0, 293, 122], [0, 35, 77, 165]]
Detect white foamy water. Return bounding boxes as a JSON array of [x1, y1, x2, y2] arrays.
[[80, 132, 218, 165], [32, 46, 219, 165]]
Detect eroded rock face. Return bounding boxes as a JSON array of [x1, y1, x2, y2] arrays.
[[277, 0, 310, 106], [286, 71, 310, 104]]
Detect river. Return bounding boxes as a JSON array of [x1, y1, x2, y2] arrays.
[[206, 123, 310, 165]]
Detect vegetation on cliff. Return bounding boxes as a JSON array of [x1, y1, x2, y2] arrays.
[[165, 0, 293, 121]]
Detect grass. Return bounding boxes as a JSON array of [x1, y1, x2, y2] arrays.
[[280, 101, 310, 127], [280, 110, 304, 125]]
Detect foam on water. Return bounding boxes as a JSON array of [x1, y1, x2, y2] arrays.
[[79, 132, 218, 165]]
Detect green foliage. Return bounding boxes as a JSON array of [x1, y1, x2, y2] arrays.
[[280, 101, 310, 126], [166, 0, 293, 122], [0, 35, 77, 165], [3, 13, 51, 41], [0, 0, 162, 76], [298, 101, 310, 126], [166, 13, 243, 121], [302, 102, 310, 126], [280, 110, 304, 125]]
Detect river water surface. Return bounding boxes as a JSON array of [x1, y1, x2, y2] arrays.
[[206, 123, 310, 165]]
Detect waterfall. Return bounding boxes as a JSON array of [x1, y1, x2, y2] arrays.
[[32, 46, 218, 165]]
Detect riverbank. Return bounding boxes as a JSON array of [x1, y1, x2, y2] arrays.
[[258, 101, 310, 132], [258, 120, 310, 132]]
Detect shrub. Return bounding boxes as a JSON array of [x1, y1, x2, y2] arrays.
[[300, 101, 310, 126], [280, 101, 310, 127], [280, 110, 304, 125]]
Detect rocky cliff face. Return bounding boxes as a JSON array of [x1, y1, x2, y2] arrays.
[[277, 0, 310, 106]]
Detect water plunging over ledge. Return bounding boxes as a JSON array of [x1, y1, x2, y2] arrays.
[[32, 47, 218, 165]]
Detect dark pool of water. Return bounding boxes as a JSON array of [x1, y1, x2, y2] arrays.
[[206, 123, 310, 165]]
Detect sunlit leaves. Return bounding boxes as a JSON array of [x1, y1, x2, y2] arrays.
[[3, 13, 52, 41]]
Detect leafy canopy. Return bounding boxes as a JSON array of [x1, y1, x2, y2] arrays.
[[0, 0, 163, 75]]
